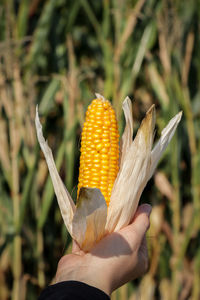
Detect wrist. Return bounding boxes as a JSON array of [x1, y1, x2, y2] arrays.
[[55, 254, 112, 296]]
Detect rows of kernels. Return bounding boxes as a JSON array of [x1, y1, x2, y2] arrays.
[[77, 98, 119, 206]]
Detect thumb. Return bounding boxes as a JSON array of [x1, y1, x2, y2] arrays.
[[120, 204, 152, 248], [130, 204, 152, 244]]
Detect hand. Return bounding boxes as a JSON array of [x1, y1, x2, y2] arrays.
[[54, 204, 152, 296]]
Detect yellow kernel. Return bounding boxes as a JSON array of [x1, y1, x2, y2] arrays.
[[101, 154, 108, 159], [95, 120, 103, 126], [93, 165, 101, 170], [102, 165, 109, 171], [93, 159, 100, 164], [85, 158, 92, 163], [103, 112, 110, 118], [87, 127, 93, 132], [110, 148, 119, 153], [100, 186, 108, 192], [103, 102, 109, 109], [100, 180, 107, 186], [101, 176, 108, 181], [92, 133, 101, 139], [83, 179, 89, 184], [90, 182, 99, 187], [85, 163, 93, 168], [104, 196, 109, 202], [95, 128, 103, 134], [86, 135, 93, 141], [109, 155, 119, 160], [88, 116, 96, 122], [96, 143, 103, 151], [90, 149, 96, 156], [100, 169, 108, 175], [102, 139, 110, 144], [87, 140, 93, 147], [101, 157, 109, 163], [100, 148, 108, 154], [95, 116, 104, 122], [110, 125, 118, 130], [85, 147, 92, 152], [104, 143, 110, 148], [110, 131, 117, 137], [83, 174, 91, 180], [104, 120, 111, 127], [108, 178, 116, 183], [93, 153, 100, 158], [101, 133, 110, 139], [109, 151, 118, 157], [95, 110, 104, 116], [90, 177, 100, 182], [93, 139, 101, 144], [109, 172, 117, 178], [109, 168, 118, 174]]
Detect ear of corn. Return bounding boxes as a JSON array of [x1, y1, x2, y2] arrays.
[[36, 96, 182, 252], [77, 98, 119, 206]]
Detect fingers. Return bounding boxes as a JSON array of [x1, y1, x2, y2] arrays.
[[131, 204, 152, 244], [120, 204, 152, 249], [133, 204, 152, 222]]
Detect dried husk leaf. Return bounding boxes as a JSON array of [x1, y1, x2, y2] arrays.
[[148, 111, 182, 179], [72, 188, 107, 251], [119, 97, 133, 167], [35, 107, 75, 235], [106, 105, 156, 233], [95, 93, 106, 101]]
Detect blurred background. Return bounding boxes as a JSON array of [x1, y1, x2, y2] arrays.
[[0, 0, 199, 299]]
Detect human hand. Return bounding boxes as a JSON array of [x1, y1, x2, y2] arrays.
[[54, 204, 152, 296]]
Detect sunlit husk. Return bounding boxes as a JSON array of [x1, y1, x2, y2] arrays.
[[119, 97, 133, 167], [148, 111, 182, 180], [106, 105, 156, 233], [72, 187, 107, 251], [95, 93, 106, 101], [35, 107, 75, 235]]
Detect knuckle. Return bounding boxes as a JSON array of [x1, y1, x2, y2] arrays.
[[57, 255, 68, 269]]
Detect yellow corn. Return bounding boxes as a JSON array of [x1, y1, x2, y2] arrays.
[[77, 98, 119, 206]]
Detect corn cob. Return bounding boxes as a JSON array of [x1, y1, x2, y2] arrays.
[[77, 98, 119, 206]]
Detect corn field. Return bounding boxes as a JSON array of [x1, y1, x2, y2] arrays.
[[0, 0, 199, 299]]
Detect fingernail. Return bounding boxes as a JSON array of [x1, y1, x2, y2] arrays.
[[143, 204, 152, 216]]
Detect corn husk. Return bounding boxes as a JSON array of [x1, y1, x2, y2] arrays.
[[35, 107, 75, 235], [148, 111, 182, 179], [119, 97, 134, 166], [72, 187, 107, 251], [106, 103, 156, 233]]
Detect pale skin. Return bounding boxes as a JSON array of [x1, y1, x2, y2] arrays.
[[54, 204, 152, 296]]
